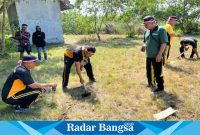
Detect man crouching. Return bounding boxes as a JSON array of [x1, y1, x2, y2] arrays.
[[1, 55, 57, 113]]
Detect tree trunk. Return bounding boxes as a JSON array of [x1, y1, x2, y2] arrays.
[[1, 0, 6, 54], [182, 0, 187, 34], [96, 32, 101, 41], [93, 8, 101, 41]]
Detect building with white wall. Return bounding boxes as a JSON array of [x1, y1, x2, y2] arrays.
[[7, 0, 72, 44]]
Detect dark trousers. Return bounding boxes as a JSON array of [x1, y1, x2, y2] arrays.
[[18, 45, 32, 60], [62, 56, 95, 87], [2, 87, 41, 108], [146, 58, 164, 90], [163, 44, 171, 65], [179, 46, 195, 58]]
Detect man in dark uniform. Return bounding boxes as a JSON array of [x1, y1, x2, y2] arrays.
[[1, 55, 57, 113], [141, 16, 168, 93], [179, 38, 199, 59], [15, 24, 31, 60], [62, 45, 96, 91], [32, 26, 47, 61]]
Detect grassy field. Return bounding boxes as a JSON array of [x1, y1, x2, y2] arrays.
[[0, 34, 200, 120]]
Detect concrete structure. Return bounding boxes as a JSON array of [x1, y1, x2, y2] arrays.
[[6, 0, 72, 44]]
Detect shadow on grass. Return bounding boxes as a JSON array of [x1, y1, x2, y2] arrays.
[[0, 100, 43, 120], [0, 95, 57, 120], [63, 82, 100, 104], [31, 56, 77, 84], [165, 64, 192, 75], [153, 91, 183, 109], [76, 37, 141, 49]]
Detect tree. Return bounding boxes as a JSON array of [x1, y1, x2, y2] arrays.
[[158, 0, 200, 34], [0, 0, 6, 55], [75, 0, 128, 41], [131, 0, 164, 18], [119, 0, 138, 37], [0, 0, 13, 55]]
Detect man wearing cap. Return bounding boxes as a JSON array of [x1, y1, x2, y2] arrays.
[[141, 16, 168, 93], [163, 16, 181, 64], [1, 55, 57, 112], [62, 45, 96, 91], [32, 26, 47, 62], [15, 24, 31, 59], [179, 37, 199, 59]]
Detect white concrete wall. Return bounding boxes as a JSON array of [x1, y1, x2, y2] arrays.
[[15, 0, 64, 44]]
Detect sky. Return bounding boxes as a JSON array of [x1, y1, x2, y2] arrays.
[[68, 0, 75, 5]]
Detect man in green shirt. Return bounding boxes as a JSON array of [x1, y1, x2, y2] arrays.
[[141, 16, 168, 92]]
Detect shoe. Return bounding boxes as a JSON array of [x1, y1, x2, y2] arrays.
[[62, 86, 69, 92], [14, 105, 27, 113], [153, 88, 164, 93], [147, 84, 155, 88], [89, 78, 96, 82], [20, 106, 33, 111]]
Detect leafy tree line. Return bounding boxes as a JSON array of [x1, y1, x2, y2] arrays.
[[0, 0, 199, 53], [61, 0, 200, 40]]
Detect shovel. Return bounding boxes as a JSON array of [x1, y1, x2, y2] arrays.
[[177, 47, 190, 58]]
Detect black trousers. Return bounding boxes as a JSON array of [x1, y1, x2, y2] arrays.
[[163, 44, 171, 65], [146, 58, 164, 90], [2, 87, 41, 108], [179, 46, 195, 58], [62, 56, 95, 87]]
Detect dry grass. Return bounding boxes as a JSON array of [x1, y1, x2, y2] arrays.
[[0, 34, 200, 120]]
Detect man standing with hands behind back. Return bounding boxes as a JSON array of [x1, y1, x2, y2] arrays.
[[141, 16, 168, 93]]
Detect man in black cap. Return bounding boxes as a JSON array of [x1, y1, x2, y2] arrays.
[[141, 16, 168, 93], [62, 45, 96, 91], [1, 55, 57, 113], [179, 37, 199, 59], [15, 24, 32, 59], [163, 16, 181, 64], [32, 26, 47, 62]]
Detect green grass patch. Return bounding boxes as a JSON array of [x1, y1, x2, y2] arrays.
[[0, 34, 200, 120]]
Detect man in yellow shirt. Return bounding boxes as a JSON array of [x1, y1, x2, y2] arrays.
[[163, 16, 181, 64]]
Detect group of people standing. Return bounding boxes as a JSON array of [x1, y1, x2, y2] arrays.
[[15, 24, 47, 61], [1, 16, 199, 113], [142, 15, 199, 93]]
